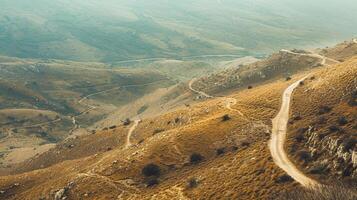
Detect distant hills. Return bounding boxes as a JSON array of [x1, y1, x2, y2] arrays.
[[0, 0, 356, 62]]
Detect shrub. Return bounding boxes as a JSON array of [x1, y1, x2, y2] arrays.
[[190, 153, 204, 164], [286, 77, 292, 81], [142, 164, 161, 177], [297, 127, 308, 134], [293, 115, 302, 121], [348, 91, 357, 106], [222, 114, 231, 121], [247, 85, 253, 89], [275, 174, 293, 183], [295, 133, 305, 142], [328, 125, 340, 133], [123, 118, 131, 126], [231, 146, 239, 151], [309, 164, 328, 174], [146, 178, 159, 187], [317, 116, 327, 124], [299, 81, 304, 86], [342, 137, 356, 151], [174, 118, 180, 123], [241, 141, 250, 147], [298, 150, 311, 162], [338, 116, 348, 126], [216, 148, 226, 156], [109, 125, 116, 129], [187, 177, 199, 188], [318, 106, 332, 115]]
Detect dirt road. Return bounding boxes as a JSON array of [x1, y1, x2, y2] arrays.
[[280, 49, 339, 66], [188, 78, 214, 98], [124, 119, 141, 149], [269, 76, 318, 188]]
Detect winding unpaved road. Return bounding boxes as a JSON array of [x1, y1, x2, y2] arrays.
[[269, 76, 318, 188], [353, 38, 357, 44], [189, 78, 214, 98], [124, 119, 141, 149], [280, 49, 339, 66]]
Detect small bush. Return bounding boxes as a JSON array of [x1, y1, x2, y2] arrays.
[[174, 118, 180, 123], [187, 177, 199, 188], [295, 133, 305, 142], [309, 164, 328, 174], [299, 81, 304, 86], [222, 114, 231, 121], [318, 106, 332, 115], [190, 153, 204, 164], [286, 77, 292, 81], [275, 174, 293, 183], [241, 141, 250, 147], [293, 115, 302, 121], [338, 116, 348, 126], [123, 118, 131, 126], [247, 85, 253, 89], [109, 125, 116, 129], [317, 116, 327, 124], [297, 127, 308, 134], [231, 146, 239, 151], [342, 137, 356, 151], [216, 148, 226, 156], [348, 91, 357, 106], [146, 178, 159, 187], [328, 125, 340, 133], [298, 150, 311, 162], [142, 164, 161, 177]]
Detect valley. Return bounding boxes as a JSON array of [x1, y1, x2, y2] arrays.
[[0, 39, 356, 199]]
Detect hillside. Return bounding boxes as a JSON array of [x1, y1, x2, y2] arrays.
[[0, 40, 356, 199], [286, 56, 357, 185], [191, 40, 357, 95], [0, 56, 175, 168]]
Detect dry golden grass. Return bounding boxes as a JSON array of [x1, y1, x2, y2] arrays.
[[286, 56, 357, 185], [0, 74, 305, 200]]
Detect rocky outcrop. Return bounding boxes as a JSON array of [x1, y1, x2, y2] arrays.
[[304, 127, 356, 177]]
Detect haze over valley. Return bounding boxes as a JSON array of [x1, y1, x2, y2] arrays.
[[0, 1, 356, 200]]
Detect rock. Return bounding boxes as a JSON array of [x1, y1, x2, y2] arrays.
[[54, 188, 66, 200]]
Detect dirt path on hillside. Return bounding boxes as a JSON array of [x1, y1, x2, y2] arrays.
[[269, 75, 318, 188], [124, 119, 141, 149], [189, 78, 247, 117], [14, 118, 62, 131], [280, 49, 339, 66], [353, 39, 357, 44], [189, 78, 214, 98]]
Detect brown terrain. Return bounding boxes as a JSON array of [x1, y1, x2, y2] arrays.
[[0, 39, 356, 200]]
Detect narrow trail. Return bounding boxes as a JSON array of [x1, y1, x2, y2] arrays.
[[10, 118, 62, 131], [280, 49, 339, 66], [124, 119, 141, 149], [72, 79, 168, 131], [269, 75, 318, 188], [189, 78, 247, 117], [353, 38, 357, 44], [188, 78, 214, 98]]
